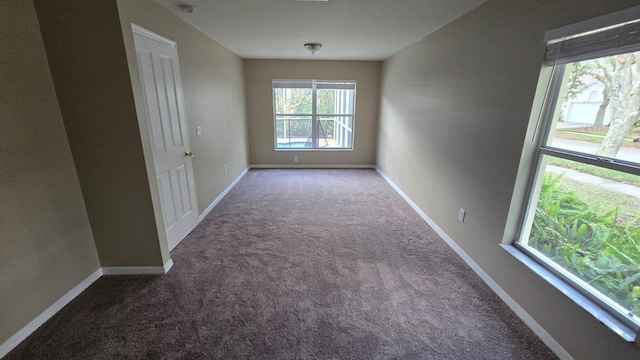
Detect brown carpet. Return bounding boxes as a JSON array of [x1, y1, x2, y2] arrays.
[[6, 169, 558, 359]]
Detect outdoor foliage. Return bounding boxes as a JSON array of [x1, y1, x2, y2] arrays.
[[562, 52, 640, 157], [274, 88, 337, 138], [276, 118, 312, 138], [564, 61, 593, 103], [529, 173, 640, 317], [591, 52, 640, 157]]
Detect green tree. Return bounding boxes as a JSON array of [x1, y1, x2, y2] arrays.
[[590, 52, 640, 157], [562, 61, 612, 127], [274, 88, 312, 114], [564, 61, 591, 103], [275, 87, 342, 140], [317, 90, 336, 137]]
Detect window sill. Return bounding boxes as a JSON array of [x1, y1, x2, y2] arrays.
[[274, 148, 354, 152], [500, 244, 638, 343]]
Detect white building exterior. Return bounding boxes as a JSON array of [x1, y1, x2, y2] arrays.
[[563, 81, 612, 126]]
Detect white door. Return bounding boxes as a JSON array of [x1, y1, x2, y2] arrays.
[[132, 25, 198, 251]]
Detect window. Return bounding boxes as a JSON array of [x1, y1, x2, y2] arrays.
[[518, 20, 640, 334], [273, 79, 356, 150]]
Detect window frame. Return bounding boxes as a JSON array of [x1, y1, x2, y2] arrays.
[[272, 79, 356, 151], [514, 17, 640, 340]]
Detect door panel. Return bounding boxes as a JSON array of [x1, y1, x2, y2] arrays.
[[138, 51, 166, 152], [160, 56, 184, 148], [176, 164, 192, 214], [157, 171, 177, 228], [133, 25, 199, 251]]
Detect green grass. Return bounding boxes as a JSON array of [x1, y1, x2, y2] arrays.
[[555, 176, 640, 223], [554, 131, 606, 143], [582, 128, 608, 136], [554, 130, 637, 144], [555, 125, 640, 144], [548, 157, 640, 187]]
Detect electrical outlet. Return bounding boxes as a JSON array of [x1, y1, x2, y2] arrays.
[[458, 208, 466, 222], [224, 164, 227, 173], [196, 126, 202, 136], [387, 156, 391, 164], [294, 155, 298, 162]]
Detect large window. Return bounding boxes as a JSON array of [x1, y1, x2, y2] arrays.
[[518, 20, 640, 334], [273, 79, 356, 150]]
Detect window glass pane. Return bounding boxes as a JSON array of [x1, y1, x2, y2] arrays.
[[520, 155, 640, 320], [274, 88, 312, 114], [272, 79, 356, 151], [545, 51, 640, 166], [317, 89, 354, 115], [275, 116, 312, 148], [318, 116, 353, 149]]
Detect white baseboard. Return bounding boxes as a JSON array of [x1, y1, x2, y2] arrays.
[[199, 167, 249, 222], [249, 164, 375, 169], [0, 268, 103, 359], [0, 258, 175, 358], [163, 258, 174, 273], [375, 168, 572, 360], [101, 259, 173, 276]]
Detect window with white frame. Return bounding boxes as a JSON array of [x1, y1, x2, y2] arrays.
[[517, 19, 640, 335], [273, 79, 356, 150]]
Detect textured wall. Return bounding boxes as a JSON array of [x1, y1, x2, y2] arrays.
[[244, 60, 381, 166], [377, 0, 640, 358], [0, 0, 100, 345], [116, 0, 250, 215]]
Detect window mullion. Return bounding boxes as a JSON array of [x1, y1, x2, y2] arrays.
[[312, 80, 318, 148], [540, 147, 640, 175]]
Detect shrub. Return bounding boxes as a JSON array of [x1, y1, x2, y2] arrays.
[[529, 173, 640, 317]]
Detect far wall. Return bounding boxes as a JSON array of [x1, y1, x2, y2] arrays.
[[244, 60, 381, 166]]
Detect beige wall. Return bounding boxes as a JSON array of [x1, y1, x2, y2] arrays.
[[244, 60, 380, 166], [116, 0, 250, 215], [0, 0, 101, 344], [33, 0, 166, 267], [377, 0, 640, 358]]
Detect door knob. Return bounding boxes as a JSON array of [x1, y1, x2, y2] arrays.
[[185, 151, 194, 158]]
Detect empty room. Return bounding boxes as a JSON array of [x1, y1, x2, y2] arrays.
[[2, 0, 640, 359]]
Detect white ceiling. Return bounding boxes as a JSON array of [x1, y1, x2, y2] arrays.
[[152, 0, 487, 60]]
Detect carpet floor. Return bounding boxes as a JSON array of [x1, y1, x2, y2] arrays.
[[7, 169, 558, 359]]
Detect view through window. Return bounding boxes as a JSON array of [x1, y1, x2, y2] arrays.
[[518, 21, 640, 331], [273, 80, 356, 150]]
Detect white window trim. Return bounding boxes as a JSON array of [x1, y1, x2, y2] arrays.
[[503, 244, 637, 342], [510, 6, 640, 342], [272, 79, 356, 151], [518, 64, 640, 339], [544, 4, 640, 42]]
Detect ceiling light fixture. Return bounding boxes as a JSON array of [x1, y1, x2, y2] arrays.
[[304, 43, 322, 55], [177, 3, 197, 13]]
